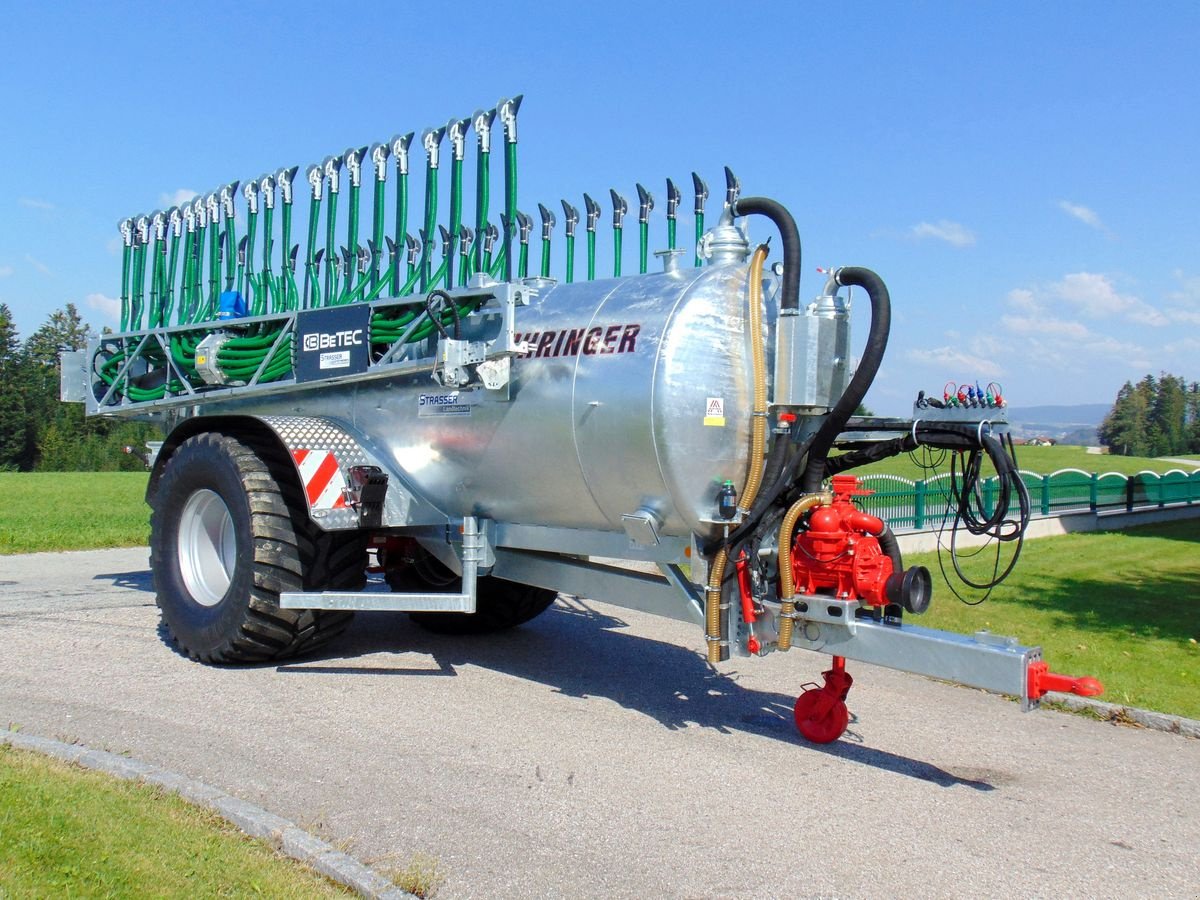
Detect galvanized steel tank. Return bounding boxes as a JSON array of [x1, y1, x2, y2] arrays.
[[271, 260, 769, 539]]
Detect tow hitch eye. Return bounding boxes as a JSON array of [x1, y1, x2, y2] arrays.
[[1027, 661, 1104, 701]]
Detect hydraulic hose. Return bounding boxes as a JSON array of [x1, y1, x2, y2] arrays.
[[731, 197, 801, 311], [799, 266, 891, 493], [776, 492, 832, 650], [705, 244, 770, 663]]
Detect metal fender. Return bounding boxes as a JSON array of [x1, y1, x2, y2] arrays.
[[257, 415, 447, 530]]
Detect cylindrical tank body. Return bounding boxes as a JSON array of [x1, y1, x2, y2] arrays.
[[222, 261, 767, 538]]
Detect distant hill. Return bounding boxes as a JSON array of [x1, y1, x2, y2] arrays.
[[1005, 403, 1110, 426], [1003, 403, 1110, 445]]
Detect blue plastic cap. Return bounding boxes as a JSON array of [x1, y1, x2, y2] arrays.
[[218, 291, 247, 320]]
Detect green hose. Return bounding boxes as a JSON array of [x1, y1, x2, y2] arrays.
[[427, 151, 463, 291], [503, 141, 517, 282], [280, 195, 295, 310], [261, 203, 274, 314], [474, 146, 489, 273], [119, 229, 131, 332], [148, 237, 164, 328], [205, 216, 220, 319], [304, 193, 321, 309], [177, 239, 193, 325], [419, 166, 438, 292], [448, 152, 464, 285], [323, 189, 339, 305], [223, 213, 237, 294], [243, 207, 258, 309], [392, 160, 408, 297], [130, 238, 145, 330], [370, 175, 385, 292], [162, 229, 179, 327]]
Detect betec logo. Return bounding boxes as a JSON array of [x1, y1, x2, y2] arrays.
[[302, 329, 364, 352]]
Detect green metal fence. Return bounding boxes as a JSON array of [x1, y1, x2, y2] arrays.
[[855, 468, 1200, 531]]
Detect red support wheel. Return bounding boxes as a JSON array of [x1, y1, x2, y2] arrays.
[[793, 689, 850, 743]]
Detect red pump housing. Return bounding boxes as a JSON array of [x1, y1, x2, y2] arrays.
[[789, 474, 931, 613], [791, 475, 894, 606]]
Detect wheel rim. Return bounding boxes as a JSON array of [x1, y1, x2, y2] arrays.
[[178, 489, 237, 607], [793, 690, 850, 744]]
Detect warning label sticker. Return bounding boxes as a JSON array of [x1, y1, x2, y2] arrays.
[[704, 397, 726, 427], [320, 350, 351, 370], [418, 390, 481, 417]]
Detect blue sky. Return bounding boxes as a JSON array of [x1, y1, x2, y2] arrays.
[[1, 1, 1197, 416]]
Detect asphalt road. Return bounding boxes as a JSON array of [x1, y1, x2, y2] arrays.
[[1, 548, 1197, 898]]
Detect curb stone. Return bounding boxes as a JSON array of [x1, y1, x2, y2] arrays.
[[0, 732, 417, 899], [1046, 692, 1200, 738]]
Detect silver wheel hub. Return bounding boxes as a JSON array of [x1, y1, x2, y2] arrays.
[[178, 489, 237, 607]]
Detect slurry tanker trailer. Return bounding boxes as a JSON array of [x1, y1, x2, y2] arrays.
[[62, 97, 1101, 743]]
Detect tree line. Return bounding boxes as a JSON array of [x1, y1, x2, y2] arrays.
[[1098, 373, 1200, 457], [0, 302, 157, 472]]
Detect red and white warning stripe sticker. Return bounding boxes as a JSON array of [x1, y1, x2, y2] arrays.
[[291, 449, 348, 510]]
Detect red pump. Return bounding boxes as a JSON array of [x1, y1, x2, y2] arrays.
[[790, 474, 930, 613], [785, 475, 932, 743]]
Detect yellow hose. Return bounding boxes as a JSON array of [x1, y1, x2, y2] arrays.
[[706, 245, 770, 664], [739, 244, 770, 513], [705, 546, 729, 662], [776, 492, 832, 651]]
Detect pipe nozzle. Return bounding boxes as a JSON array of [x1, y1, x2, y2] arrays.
[[561, 199, 579, 237], [584, 193, 601, 231], [390, 132, 414, 174], [692, 172, 709, 214], [610, 189, 627, 228], [636, 183, 654, 223]]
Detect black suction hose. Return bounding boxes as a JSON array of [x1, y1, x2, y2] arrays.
[[799, 266, 891, 492], [731, 197, 801, 311], [876, 524, 903, 573]]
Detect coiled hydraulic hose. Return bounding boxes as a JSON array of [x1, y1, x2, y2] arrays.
[[800, 266, 891, 493], [706, 244, 770, 663]]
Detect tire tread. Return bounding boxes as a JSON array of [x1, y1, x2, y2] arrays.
[[152, 430, 366, 663]]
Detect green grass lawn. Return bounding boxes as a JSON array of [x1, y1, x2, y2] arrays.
[[0, 743, 349, 897], [912, 519, 1200, 719], [0, 472, 150, 554], [850, 444, 1199, 480]]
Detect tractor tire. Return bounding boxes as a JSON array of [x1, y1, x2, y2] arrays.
[[389, 550, 557, 635], [150, 432, 366, 663]]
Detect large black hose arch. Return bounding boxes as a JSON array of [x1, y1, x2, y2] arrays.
[[731, 196, 801, 311], [800, 266, 891, 492]]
